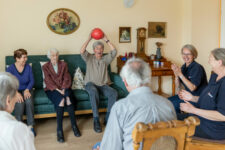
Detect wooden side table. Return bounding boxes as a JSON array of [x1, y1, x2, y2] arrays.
[[117, 55, 175, 96]]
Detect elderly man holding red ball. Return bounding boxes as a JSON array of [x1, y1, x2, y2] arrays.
[[80, 28, 118, 133]]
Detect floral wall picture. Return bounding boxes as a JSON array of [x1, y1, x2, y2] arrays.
[[47, 8, 80, 35]]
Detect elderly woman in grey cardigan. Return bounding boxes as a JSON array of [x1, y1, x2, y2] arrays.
[[0, 72, 35, 150]]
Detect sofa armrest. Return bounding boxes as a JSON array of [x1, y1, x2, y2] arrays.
[[110, 72, 129, 95]]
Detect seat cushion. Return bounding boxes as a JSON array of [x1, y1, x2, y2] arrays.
[[72, 85, 126, 102], [34, 89, 52, 105], [110, 84, 128, 99], [72, 89, 89, 101], [75, 100, 108, 110], [72, 89, 108, 101], [34, 104, 55, 114]]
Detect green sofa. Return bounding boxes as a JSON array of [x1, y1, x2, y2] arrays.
[[5, 54, 128, 118]]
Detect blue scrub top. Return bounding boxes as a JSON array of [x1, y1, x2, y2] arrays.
[[196, 73, 225, 140], [181, 61, 208, 96]]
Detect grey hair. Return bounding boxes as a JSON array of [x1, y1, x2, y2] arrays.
[[47, 48, 59, 59], [120, 57, 151, 87], [92, 41, 104, 50], [211, 48, 225, 66], [181, 44, 198, 59], [0, 72, 19, 110]]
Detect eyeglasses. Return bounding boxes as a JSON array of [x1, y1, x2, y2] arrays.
[[182, 53, 193, 56]]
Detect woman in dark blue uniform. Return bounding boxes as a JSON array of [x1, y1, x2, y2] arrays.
[[179, 48, 225, 140], [168, 44, 208, 113]]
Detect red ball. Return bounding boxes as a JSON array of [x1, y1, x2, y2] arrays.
[[91, 28, 104, 40]]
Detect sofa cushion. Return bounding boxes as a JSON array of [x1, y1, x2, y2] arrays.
[[6, 54, 128, 116], [33, 89, 52, 105], [72, 84, 127, 102], [72, 67, 85, 90], [72, 89, 89, 101], [75, 100, 108, 110], [40, 61, 47, 88], [34, 104, 55, 114], [110, 84, 128, 99]]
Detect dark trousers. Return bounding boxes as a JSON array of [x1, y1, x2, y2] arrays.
[[168, 95, 197, 114], [177, 113, 212, 139], [85, 82, 118, 118], [46, 89, 77, 131], [14, 90, 35, 126]]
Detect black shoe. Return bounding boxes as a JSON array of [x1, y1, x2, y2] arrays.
[[31, 128, 36, 137], [72, 125, 81, 137], [57, 130, 65, 143], [104, 112, 110, 126], [94, 119, 102, 133], [103, 118, 107, 126]]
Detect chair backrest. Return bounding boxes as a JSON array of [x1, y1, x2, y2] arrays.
[[132, 116, 200, 150]]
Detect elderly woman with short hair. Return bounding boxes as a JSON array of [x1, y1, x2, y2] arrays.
[[42, 48, 81, 143], [6, 49, 36, 136], [168, 44, 208, 113], [0, 72, 35, 150], [178, 48, 225, 140]]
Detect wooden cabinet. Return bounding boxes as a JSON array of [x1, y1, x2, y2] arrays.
[[117, 55, 175, 96]]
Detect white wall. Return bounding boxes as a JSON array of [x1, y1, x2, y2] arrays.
[[191, 0, 220, 76], [221, 0, 225, 47], [0, 0, 220, 95]]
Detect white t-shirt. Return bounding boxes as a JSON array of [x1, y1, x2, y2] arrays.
[[0, 111, 35, 150]]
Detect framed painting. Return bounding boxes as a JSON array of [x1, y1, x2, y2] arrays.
[[119, 27, 131, 43], [148, 22, 166, 38], [47, 8, 80, 35]]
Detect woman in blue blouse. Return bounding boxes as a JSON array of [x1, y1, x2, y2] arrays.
[[6, 49, 36, 136], [178, 48, 225, 140], [168, 44, 208, 113]]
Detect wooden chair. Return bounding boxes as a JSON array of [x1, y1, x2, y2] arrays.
[[132, 116, 200, 150], [185, 135, 225, 150]]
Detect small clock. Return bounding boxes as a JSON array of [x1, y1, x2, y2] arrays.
[[139, 29, 146, 38], [137, 28, 146, 38], [136, 28, 148, 61]]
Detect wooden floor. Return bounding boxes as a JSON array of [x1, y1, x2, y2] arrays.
[[34, 114, 105, 150], [34, 94, 170, 150]]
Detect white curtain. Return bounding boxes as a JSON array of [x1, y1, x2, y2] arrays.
[[221, 0, 225, 47]]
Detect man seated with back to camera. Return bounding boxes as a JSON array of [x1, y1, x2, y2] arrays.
[[93, 57, 177, 150]]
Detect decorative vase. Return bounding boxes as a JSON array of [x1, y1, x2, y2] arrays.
[[156, 48, 161, 59]]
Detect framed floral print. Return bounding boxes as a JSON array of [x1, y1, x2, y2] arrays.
[[47, 8, 80, 35]]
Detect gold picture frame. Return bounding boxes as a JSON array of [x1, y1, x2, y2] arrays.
[[119, 27, 131, 43], [148, 22, 166, 38], [47, 8, 80, 35]]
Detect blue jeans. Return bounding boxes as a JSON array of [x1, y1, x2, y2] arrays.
[[168, 95, 197, 114], [92, 142, 101, 150], [14, 90, 34, 126], [85, 82, 118, 118]]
